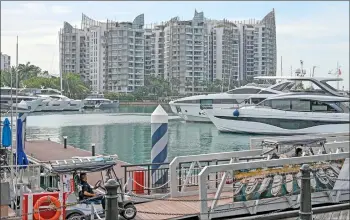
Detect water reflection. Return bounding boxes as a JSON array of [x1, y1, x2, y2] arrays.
[[25, 105, 253, 164]]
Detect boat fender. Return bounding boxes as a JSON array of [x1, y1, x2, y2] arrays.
[[233, 109, 239, 117]]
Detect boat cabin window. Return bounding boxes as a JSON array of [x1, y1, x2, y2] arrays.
[[200, 99, 213, 109], [311, 101, 338, 112], [212, 99, 238, 104], [260, 99, 343, 113], [227, 88, 261, 94], [259, 90, 277, 94], [270, 82, 293, 91], [251, 98, 265, 104], [174, 100, 200, 104], [291, 100, 311, 112], [271, 99, 291, 111]]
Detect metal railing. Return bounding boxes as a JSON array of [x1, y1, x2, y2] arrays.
[[121, 159, 237, 195], [121, 162, 170, 195]]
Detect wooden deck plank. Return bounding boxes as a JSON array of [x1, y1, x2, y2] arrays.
[[134, 191, 234, 219]]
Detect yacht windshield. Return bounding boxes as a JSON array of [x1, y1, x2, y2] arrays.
[[320, 81, 342, 93]]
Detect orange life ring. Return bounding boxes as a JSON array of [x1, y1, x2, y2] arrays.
[[33, 195, 62, 220]]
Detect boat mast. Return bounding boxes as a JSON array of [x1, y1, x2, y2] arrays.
[[280, 56, 283, 77], [336, 61, 339, 90]]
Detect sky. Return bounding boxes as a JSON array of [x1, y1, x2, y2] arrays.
[[1, 1, 349, 89]]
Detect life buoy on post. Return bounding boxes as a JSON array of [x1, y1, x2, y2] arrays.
[[33, 196, 61, 220]]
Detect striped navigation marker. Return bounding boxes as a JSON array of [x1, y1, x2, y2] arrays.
[[151, 105, 168, 188]]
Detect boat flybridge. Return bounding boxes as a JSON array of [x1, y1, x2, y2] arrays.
[[169, 76, 346, 122], [206, 93, 350, 135], [27, 88, 84, 112], [0, 87, 43, 113]]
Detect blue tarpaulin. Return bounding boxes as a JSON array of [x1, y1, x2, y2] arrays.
[[1, 118, 12, 147], [16, 118, 28, 168]]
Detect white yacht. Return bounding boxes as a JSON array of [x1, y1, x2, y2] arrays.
[[22, 88, 84, 112], [206, 94, 350, 135], [0, 87, 43, 113], [169, 76, 346, 122], [83, 93, 119, 109]]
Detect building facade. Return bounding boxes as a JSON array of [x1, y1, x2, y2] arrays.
[[0, 53, 11, 72], [59, 9, 276, 95]]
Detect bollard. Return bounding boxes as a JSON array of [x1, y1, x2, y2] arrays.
[[151, 105, 168, 192], [299, 164, 312, 220], [63, 136, 67, 149], [91, 143, 95, 156], [105, 179, 119, 220]]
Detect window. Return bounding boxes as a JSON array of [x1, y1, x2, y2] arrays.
[[311, 101, 337, 112], [251, 98, 265, 104], [213, 99, 238, 104], [291, 100, 311, 112], [271, 100, 291, 110], [260, 90, 277, 94], [227, 88, 261, 94], [176, 106, 181, 113], [200, 99, 213, 110], [271, 82, 293, 91]]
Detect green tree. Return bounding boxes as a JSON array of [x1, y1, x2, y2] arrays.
[[1, 62, 49, 88], [22, 73, 90, 99], [62, 73, 90, 99]]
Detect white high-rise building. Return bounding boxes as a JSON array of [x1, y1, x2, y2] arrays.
[[208, 20, 240, 85], [163, 10, 209, 95], [59, 10, 276, 95], [60, 14, 145, 93], [238, 9, 277, 82], [1, 53, 11, 71]]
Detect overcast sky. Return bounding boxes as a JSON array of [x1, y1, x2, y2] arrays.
[[1, 1, 349, 89]]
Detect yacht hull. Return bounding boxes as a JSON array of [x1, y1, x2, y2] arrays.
[[64, 100, 84, 111], [35, 100, 70, 112], [207, 108, 350, 135]]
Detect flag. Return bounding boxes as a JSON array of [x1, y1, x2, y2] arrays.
[[338, 68, 342, 75]]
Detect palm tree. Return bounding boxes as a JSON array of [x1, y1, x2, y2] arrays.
[[17, 62, 42, 80]]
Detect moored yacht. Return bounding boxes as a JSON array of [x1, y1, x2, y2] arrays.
[[206, 94, 349, 135], [83, 93, 119, 109], [0, 87, 43, 112], [169, 76, 346, 122], [21, 88, 84, 112]]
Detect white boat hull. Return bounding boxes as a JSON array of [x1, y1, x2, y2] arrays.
[[64, 100, 84, 111], [207, 108, 350, 135], [35, 100, 70, 112]]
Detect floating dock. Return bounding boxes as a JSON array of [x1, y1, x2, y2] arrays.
[[20, 133, 350, 220]]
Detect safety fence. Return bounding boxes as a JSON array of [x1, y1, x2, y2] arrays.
[[121, 158, 238, 195]]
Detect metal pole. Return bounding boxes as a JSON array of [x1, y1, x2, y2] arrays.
[[336, 61, 339, 90], [63, 136, 67, 149], [10, 61, 14, 195], [91, 143, 95, 156], [299, 164, 312, 220], [105, 179, 119, 220]]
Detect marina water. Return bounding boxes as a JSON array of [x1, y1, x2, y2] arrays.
[[24, 105, 253, 164]]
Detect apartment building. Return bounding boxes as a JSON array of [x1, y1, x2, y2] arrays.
[[59, 9, 276, 95], [0, 53, 11, 71], [208, 20, 240, 85], [163, 10, 209, 94], [239, 9, 277, 82], [60, 14, 145, 93]]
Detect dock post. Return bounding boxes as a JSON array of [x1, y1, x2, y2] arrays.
[[63, 136, 67, 149], [91, 143, 95, 156], [299, 164, 312, 220], [105, 179, 119, 220], [151, 105, 168, 193]]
